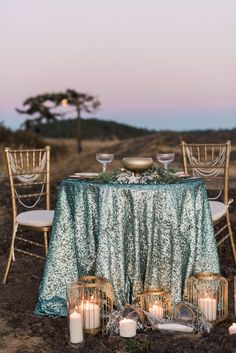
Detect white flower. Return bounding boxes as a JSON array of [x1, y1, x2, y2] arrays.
[[126, 175, 141, 184]]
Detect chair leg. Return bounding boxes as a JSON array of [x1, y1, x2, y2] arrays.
[[226, 210, 236, 265], [43, 231, 48, 256], [2, 222, 18, 284]]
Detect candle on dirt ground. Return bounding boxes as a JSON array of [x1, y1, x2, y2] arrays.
[[69, 311, 83, 344], [229, 323, 236, 335], [119, 318, 136, 338]]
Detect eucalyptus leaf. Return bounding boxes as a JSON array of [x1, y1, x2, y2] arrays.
[[93, 167, 187, 184]]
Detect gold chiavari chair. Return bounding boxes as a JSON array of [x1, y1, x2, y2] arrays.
[[2, 146, 54, 284], [181, 141, 236, 265]]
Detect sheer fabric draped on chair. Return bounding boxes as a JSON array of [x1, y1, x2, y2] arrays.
[[181, 140, 236, 264], [2, 146, 54, 284]]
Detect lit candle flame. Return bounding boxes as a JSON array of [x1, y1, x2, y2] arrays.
[[61, 98, 68, 107]]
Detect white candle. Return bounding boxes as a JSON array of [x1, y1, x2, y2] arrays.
[[198, 297, 217, 321], [80, 301, 100, 330], [149, 303, 164, 319], [229, 323, 236, 335], [69, 311, 83, 344], [119, 318, 136, 338]]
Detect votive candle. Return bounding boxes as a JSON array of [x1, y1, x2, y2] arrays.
[[119, 318, 136, 338], [229, 323, 236, 335]]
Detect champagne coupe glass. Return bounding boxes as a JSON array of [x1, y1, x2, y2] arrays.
[[96, 153, 114, 173], [156, 153, 175, 170]]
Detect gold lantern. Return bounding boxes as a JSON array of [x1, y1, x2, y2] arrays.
[[139, 288, 172, 319], [67, 276, 114, 337], [187, 272, 228, 324]]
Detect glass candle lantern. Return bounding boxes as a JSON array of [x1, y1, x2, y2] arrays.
[[187, 272, 228, 324], [139, 288, 172, 319], [67, 276, 114, 337]]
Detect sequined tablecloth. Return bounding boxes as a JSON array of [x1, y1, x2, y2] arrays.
[[35, 178, 219, 316]]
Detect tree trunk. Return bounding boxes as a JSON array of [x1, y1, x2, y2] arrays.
[[76, 108, 82, 153]]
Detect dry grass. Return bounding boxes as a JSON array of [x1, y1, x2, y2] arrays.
[[47, 138, 123, 180], [46, 138, 236, 189], [1, 136, 235, 188]]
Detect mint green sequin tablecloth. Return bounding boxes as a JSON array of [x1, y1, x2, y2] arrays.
[[35, 178, 219, 316]]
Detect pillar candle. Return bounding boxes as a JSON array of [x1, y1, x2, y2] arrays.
[[80, 301, 100, 330], [119, 318, 136, 338], [229, 323, 236, 335], [149, 303, 164, 319], [198, 297, 217, 321], [69, 311, 83, 344]]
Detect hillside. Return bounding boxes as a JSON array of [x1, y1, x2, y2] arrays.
[[31, 118, 156, 140], [43, 131, 236, 187], [1, 122, 236, 183]]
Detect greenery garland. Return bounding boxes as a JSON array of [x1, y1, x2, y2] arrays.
[[94, 166, 187, 184], [93, 170, 120, 183]]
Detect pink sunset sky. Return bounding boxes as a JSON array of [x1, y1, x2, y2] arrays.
[[0, 0, 235, 130]]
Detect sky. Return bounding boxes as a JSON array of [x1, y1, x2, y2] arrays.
[[0, 0, 235, 131]]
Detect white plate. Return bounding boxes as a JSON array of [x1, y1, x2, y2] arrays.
[[69, 172, 99, 179], [174, 171, 187, 178], [188, 176, 201, 180], [74, 172, 98, 177]]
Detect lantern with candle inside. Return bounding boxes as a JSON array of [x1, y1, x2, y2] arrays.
[[187, 272, 228, 325], [67, 277, 113, 336], [139, 288, 172, 320], [78, 276, 114, 334]]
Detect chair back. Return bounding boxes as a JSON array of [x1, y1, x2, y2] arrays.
[[181, 141, 231, 204], [5, 146, 51, 221]]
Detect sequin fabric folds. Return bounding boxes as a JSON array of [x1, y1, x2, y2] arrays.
[[35, 178, 219, 317]]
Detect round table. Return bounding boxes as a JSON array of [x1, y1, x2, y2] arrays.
[[35, 178, 219, 316]]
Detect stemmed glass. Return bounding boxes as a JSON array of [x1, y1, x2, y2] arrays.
[[156, 153, 175, 170], [96, 153, 114, 173]]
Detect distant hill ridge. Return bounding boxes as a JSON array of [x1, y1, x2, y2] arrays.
[[1, 119, 236, 148], [32, 118, 156, 140]]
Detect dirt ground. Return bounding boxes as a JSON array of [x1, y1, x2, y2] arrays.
[[0, 177, 236, 353]]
